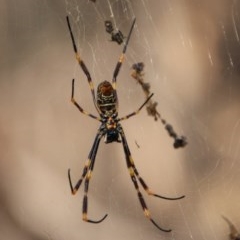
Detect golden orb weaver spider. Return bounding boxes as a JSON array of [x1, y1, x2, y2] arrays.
[[66, 16, 185, 232]]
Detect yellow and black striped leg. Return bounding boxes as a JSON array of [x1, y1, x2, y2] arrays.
[[71, 79, 100, 121], [68, 132, 101, 194], [82, 168, 108, 223], [130, 170, 171, 232], [112, 18, 136, 88], [66, 16, 99, 112], [82, 133, 108, 223], [120, 130, 171, 232], [68, 132, 108, 223], [121, 129, 184, 200], [119, 93, 154, 121], [133, 167, 185, 200]]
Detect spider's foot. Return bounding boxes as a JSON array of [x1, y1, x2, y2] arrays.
[[144, 209, 171, 232], [152, 192, 185, 201], [68, 168, 81, 195], [83, 213, 108, 224], [150, 219, 172, 232]]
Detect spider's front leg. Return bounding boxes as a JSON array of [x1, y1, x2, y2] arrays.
[[112, 18, 136, 89], [68, 131, 108, 224], [66, 16, 100, 113]]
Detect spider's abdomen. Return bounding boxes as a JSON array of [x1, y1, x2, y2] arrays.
[[105, 129, 121, 143], [97, 81, 117, 115]]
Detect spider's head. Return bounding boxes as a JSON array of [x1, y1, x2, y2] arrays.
[[97, 81, 117, 116]]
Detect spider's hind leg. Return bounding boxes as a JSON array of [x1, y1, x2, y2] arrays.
[[120, 129, 185, 201], [82, 169, 108, 224], [120, 129, 173, 232], [130, 172, 172, 232], [134, 167, 185, 201], [68, 132, 108, 224]]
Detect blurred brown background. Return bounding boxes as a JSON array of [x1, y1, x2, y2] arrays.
[[1, 0, 240, 239]]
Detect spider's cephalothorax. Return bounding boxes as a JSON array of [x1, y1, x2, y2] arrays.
[[97, 81, 117, 116], [102, 116, 121, 144], [67, 16, 185, 232]]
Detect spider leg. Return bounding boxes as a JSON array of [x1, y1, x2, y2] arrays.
[[119, 129, 171, 232], [112, 18, 136, 89], [68, 130, 108, 223], [71, 79, 100, 121], [121, 130, 185, 200], [83, 167, 108, 224], [68, 131, 102, 194], [119, 93, 154, 121], [66, 16, 100, 113]]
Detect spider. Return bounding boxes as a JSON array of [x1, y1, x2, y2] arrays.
[[66, 16, 185, 232]]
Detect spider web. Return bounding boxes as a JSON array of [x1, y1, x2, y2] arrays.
[[0, 0, 240, 240]]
